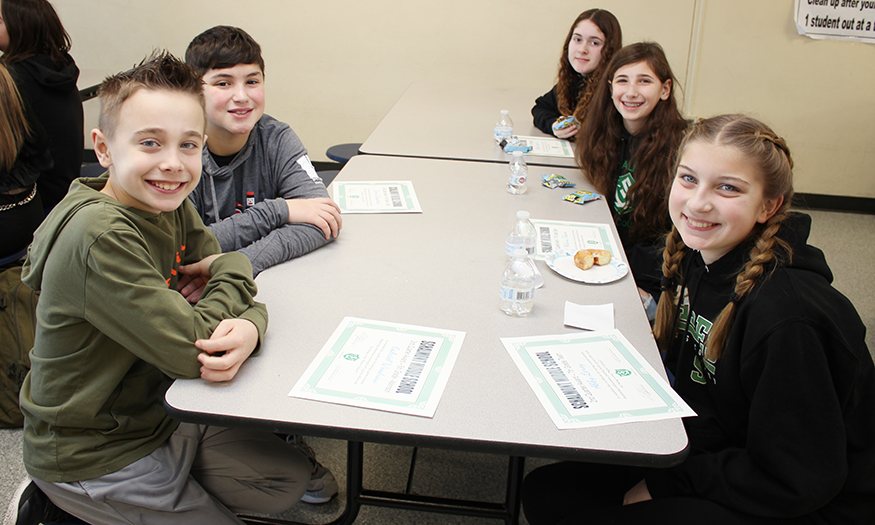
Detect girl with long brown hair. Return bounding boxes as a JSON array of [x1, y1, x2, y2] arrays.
[[576, 41, 688, 310], [531, 9, 621, 140]]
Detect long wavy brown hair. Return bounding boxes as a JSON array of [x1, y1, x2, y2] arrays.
[[555, 9, 622, 125], [576, 42, 688, 242]]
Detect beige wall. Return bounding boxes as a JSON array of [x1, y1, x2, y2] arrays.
[[54, 0, 872, 198]]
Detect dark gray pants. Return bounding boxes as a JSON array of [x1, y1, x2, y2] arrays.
[[34, 423, 311, 525]]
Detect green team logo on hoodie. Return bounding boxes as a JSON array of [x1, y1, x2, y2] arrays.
[[677, 296, 717, 385], [614, 161, 634, 217]]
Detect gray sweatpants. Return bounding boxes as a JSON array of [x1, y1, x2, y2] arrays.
[[34, 423, 311, 525]]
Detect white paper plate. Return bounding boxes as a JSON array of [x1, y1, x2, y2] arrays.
[[545, 252, 628, 284]]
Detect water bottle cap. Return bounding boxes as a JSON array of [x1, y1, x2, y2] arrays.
[[513, 248, 528, 259], [516, 210, 530, 220], [512, 150, 523, 157], [501, 110, 509, 115]]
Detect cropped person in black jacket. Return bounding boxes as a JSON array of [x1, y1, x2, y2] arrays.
[[0, 63, 51, 259], [0, 0, 82, 211]]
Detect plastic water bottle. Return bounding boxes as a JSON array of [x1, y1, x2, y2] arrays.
[[500, 249, 535, 316], [507, 151, 528, 194], [494, 110, 513, 145], [505, 210, 536, 258]]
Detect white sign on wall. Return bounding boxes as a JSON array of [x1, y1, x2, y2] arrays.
[[795, 0, 875, 43]]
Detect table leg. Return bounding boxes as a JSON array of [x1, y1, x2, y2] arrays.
[[505, 456, 525, 525], [355, 451, 524, 524], [241, 443, 524, 525]]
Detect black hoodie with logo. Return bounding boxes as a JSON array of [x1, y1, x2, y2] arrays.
[[8, 52, 84, 209], [646, 212, 875, 524]]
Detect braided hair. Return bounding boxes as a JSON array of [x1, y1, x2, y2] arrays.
[[653, 114, 795, 360], [555, 9, 622, 125]]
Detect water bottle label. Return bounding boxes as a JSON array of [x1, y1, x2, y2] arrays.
[[506, 240, 534, 257], [506, 236, 521, 257], [509, 174, 527, 186], [494, 126, 512, 140], [500, 285, 534, 301]]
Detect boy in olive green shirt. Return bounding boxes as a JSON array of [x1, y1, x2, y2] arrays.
[[11, 52, 310, 525]]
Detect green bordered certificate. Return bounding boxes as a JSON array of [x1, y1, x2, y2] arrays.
[[515, 136, 575, 158], [501, 330, 695, 429], [333, 181, 422, 213], [530, 219, 622, 261], [289, 317, 465, 418]]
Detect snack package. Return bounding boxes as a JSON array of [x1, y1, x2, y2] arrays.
[[552, 115, 579, 132], [505, 142, 532, 153], [541, 174, 576, 189], [563, 190, 602, 205], [502, 136, 532, 153]]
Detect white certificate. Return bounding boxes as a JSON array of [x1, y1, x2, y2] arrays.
[[501, 330, 695, 429], [515, 136, 575, 158], [333, 181, 422, 213], [530, 219, 622, 261], [289, 317, 465, 418]]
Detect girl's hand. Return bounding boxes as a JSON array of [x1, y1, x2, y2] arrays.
[[623, 479, 652, 505], [196, 318, 259, 382], [554, 124, 579, 139]]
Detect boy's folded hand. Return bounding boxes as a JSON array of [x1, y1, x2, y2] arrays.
[[177, 273, 207, 303], [177, 254, 222, 303], [285, 197, 343, 240], [195, 318, 259, 382]]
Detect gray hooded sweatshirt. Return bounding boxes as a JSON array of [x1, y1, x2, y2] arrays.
[[188, 114, 333, 275]]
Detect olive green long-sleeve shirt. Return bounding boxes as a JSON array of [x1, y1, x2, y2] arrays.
[[21, 177, 267, 482]]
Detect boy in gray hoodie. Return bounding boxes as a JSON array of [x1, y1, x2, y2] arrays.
[[182, 25, 340, 505], [184, 26, 342, 280]]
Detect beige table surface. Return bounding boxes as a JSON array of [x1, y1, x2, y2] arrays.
[[165, 155, 687, 467], [359, 81, 579, 169]]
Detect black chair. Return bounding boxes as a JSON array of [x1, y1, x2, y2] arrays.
[[325, 143, 362, 165], [317, 170, 340, 188]]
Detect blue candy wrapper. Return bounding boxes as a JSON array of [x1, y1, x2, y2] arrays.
[[563, 190, 602, 204], [541, 174, 576, 189], [552, 115, 579, 132]]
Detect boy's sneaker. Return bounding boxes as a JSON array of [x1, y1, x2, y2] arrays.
[[3, 478, 72, 525], [286, 436, 339, 504]]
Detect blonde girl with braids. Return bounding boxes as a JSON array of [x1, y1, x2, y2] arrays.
[[522, 114, 875, 525], [531, 9, 621, 140]]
